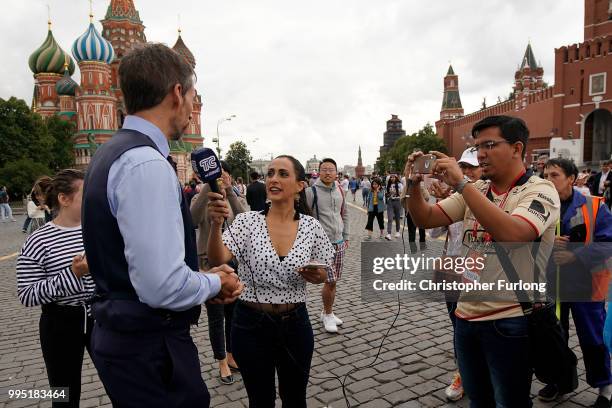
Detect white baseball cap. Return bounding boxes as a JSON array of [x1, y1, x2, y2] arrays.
[[458, 148, 479, 167]]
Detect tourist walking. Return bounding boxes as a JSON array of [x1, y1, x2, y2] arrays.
[[385, 174, 403, 240], [305, 158, 349, 334], [365, 178, 385, 240], [0, 186, 16, 222]]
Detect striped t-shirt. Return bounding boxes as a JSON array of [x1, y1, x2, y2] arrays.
[[16, 222, 95, 311]]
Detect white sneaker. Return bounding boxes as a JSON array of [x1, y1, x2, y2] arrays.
[[394, 232, 401, 238], [321, 311, 343, 326], [445, 371, 464, 401], [321, 312, 338, 333], [385, 234, 392, 240]]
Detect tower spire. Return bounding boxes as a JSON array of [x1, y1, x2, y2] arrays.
[[440, 64, 463, 120]]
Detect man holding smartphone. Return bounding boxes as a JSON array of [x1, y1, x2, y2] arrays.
[[404, 115, 560, 407]]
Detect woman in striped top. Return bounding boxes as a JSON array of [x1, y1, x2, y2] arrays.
[[16, 169, 93, 408]]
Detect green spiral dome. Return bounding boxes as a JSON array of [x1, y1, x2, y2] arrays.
[[28, 30, 75, 75]]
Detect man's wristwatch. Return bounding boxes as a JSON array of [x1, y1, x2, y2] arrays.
[[454, 175, 471, 194]]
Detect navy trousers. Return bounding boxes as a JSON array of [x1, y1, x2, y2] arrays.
[[456, 316, 533, 408], [559, 302, 612, 388], [90, 322, 210, 408]]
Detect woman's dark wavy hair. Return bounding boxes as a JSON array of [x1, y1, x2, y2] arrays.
[[32, 176, 53, 206], [262, 155, 311, 220], [386, 174, 400, 193], [41, 169, 84, 213]]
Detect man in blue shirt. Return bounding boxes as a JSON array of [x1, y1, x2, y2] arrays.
[[82, 43, 242, 407]]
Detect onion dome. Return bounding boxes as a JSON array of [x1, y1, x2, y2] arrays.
[[28, 29, 75, 75], [72, 23, 115, 64], [55, 63, 78, 96], [172, 32, 196, 69]]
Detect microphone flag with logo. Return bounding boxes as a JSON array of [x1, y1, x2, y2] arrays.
[[191, 147, 222, 194]]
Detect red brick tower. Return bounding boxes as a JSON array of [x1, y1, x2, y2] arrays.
[[72, 9, 118, 168], [172, 29, 203, 148], [355, 146, 365, 178], [100, 0, 146, 124], [514, 43, 545, 110], [440, 65, 464, 120], [584, 0, 612, 41], [170, 29, 204, 181]]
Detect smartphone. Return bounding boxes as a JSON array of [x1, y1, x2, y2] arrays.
[[413, 154, 437, 174], [300, 262, 328, 270]]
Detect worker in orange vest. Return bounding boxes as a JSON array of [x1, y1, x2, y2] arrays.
[[542, 158, 612, 408]]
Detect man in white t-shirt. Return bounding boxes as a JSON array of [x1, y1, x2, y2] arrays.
[[404, 115, 560, 407], [340, 175, 349, 194]]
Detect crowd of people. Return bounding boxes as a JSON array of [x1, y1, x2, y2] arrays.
[[8, 40, 612, 408]]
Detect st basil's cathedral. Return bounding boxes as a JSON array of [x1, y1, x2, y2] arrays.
[[27, 0, 202, 183]]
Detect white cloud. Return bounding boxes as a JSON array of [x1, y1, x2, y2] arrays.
[[0, 0, 583, 168]]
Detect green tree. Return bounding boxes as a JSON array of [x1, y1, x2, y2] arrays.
[[383, 123, 447, 174], [45, 115, 76, 171], [0, 97, 54, 169], [225, 141, 252, 181], [0, 159, 51, 199]]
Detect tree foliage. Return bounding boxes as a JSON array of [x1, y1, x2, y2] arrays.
[[377, 123, 447, 174], [0, 159, 51, 199], [0, 97, 53, 169], [225, 141, 253, 181], [46, 115, 76, 171], [0, 97, 76, 198]]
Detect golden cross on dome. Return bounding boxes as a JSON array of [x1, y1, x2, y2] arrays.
[[178, 14, 182, 35], [47, 4, 51, 30], [89, 0, 94, 22]]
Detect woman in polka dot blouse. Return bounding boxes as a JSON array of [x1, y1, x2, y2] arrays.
[[207, 155, 335, 408]]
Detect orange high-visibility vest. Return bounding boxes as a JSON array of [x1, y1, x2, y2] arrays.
[[581, 196, 611, 301]]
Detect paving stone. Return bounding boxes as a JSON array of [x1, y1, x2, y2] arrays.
[[384, 388, 418, 405], [346, 377, 379, 394], [359, 398, 393, 408], [418, 366, 448, 380]]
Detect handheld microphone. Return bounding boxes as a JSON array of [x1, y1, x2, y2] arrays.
[[191, 147, 223, 194]]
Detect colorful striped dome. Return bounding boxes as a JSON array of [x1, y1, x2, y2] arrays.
[[28, 30, 75, 75], [72, 23, 115, 64], [55, 66, 78, 96]]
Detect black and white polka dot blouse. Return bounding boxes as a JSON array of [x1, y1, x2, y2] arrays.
[[222, 211, 335, 304]]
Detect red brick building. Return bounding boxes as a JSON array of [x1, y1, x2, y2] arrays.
[[436, 0, 612, 166]]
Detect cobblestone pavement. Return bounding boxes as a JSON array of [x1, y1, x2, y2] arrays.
[[0, 197, 604, 407]]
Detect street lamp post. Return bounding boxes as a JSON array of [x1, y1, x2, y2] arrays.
[[213, 114, 236, 159], [245, 138, 259, 180]]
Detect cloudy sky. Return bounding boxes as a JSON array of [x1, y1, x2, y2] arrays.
[[1, 0, 583, 168]]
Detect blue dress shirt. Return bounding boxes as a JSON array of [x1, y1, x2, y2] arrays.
[[107, 115, 221, 311]]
